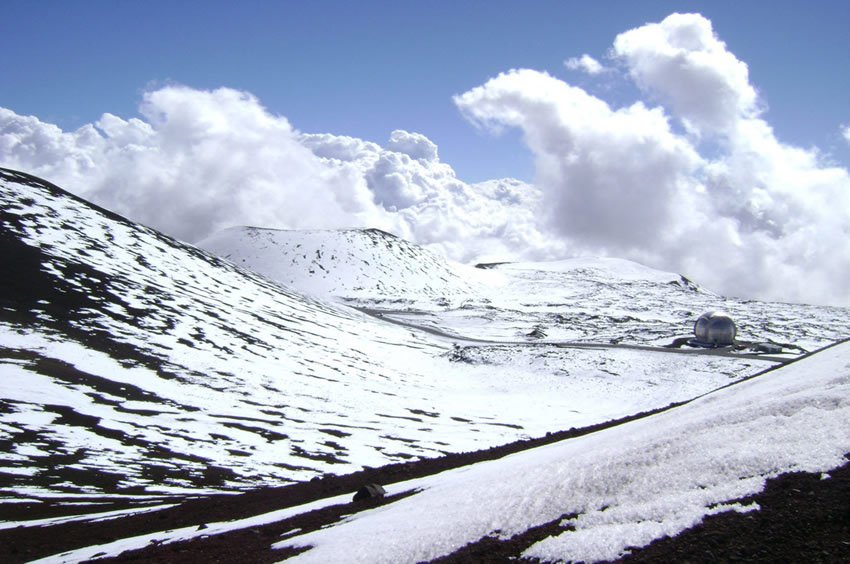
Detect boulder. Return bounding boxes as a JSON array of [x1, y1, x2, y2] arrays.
[[353, 483, 386, 502]]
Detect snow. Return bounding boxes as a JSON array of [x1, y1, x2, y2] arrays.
[[2, 168, 850, 562], [496, 256, 682, 283], [201, 225, 849, 352], [275, 341, 850, 563], [0, 175, 798, 497], [197, 226, 478, 304]]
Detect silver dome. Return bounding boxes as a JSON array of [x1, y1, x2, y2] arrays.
[[694, 311, 737, 346]]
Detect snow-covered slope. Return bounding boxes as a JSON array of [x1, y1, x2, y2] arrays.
[[356, 255, 850, 351], [198, 226, 477, 304], [203, 226, 849, 352], [37, 339, 850, 563], [0, 169, 530, 497], [490, 256, 691, 283], [3, 165, 850, 564], [0, 169, 451, 495], [2, 168, 784, 502], [274, 339, 850, 563]]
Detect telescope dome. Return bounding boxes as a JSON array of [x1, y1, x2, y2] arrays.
[[694, 311, 737, 347]]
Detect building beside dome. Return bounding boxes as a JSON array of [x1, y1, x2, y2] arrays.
[[693, 311, 737, 347]]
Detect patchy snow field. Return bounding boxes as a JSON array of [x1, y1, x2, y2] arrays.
[[274, 340, 850, 563], [0, 168, 823, 501], [203, 226, 849, 352], [29, 340, 850, 563], [1, 167, 849, 562]]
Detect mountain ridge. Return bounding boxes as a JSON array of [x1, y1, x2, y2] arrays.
[[197, 224, 479, 304]]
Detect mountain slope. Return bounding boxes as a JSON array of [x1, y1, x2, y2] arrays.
[[275, 339, 850, 563], [202, 228, 850, 352], [198, 226, 477, 304], [458, 258, 850, 348], [14, 339, 849, 563], [1, 168, 780, 503], [0, 169, 511, 497]]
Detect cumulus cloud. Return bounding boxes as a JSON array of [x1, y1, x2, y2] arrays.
[[386, 130, 439, 161], [564, 54, 607, 75], [299, 131, 561, 263], [0, 86, 554, 266], [842, 124, 850, 144], [2, 12, 849, 307], [455, 13, 850, 306], [612, 13, 758, 135], [455, 69, 702, 251], [693, 116, 850, 302], [0, 87, 381, 242]]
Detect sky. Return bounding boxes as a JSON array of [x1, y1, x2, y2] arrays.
[[3, 1, 849, 182], [2, 1, 850, 306]]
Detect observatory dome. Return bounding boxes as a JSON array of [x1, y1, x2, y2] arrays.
[[694, 311, 737, 347]]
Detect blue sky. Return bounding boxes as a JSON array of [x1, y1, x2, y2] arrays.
[[2, 0, 848, 182]]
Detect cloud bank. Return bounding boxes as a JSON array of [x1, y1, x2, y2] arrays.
[[455, 13, 850, 306], [0, 87, 555, 267], [2, 12, 849, 306], [0, 88, 377, 243]]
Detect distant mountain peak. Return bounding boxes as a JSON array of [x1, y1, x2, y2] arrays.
[[361, 227, 399, 239], [197, 225, 477, 303]]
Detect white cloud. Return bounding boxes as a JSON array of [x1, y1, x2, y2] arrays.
[[0, 88, 555, 266], [2, 12, 850, 307], [564, 54, 607, 75], [386, 129, 439, 161], [455, 16, 850, 307], [693, 116, 850, 302], [455, 69, 702, 252], [300, 131, 561, 263], [842, 124, 850, 144], [0, 87, 381, 243], [612, 13, 758, 135]]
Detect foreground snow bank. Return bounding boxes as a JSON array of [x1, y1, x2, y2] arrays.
[[278, 341, 850, 563]]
